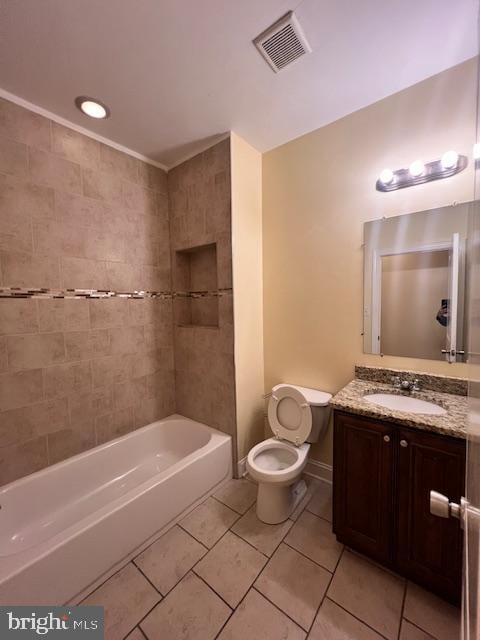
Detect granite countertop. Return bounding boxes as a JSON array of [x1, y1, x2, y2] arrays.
[[330, 378, 467, 439]]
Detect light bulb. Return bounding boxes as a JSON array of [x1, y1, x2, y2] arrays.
[[75, 96, 110, 119], [474, 143, 480, 160], [441, 150, 458, 170], [379, 168, 394, 185], [409, 160, 425, 178]]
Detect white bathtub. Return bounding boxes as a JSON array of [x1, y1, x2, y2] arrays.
[[0, 414, 231, 605]]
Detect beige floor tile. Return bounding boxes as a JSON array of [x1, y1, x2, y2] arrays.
[[231, 506, 293, 556], [125, 629, 146, 640], [310, 598, 384, 640], [140, 572, 230, 640], [284, 510, 342, 571], [217, 588, 306, 640], [306, 480, 332, 522], [403, 582, 461, 640], [195, 531, 267, 607], [180, 496, 240, 548], [327, 550, 404, 640], [214, 478, 257, 514], [134, 525, 207, 595], [254, 543, 331, 630], [81, 563, 160, 640], [400, 619, 436, 640]]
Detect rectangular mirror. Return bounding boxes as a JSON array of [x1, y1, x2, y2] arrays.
[[363, 203, 470, 362]]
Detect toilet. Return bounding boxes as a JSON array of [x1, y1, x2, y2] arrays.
[[247, 383, 332, 524]]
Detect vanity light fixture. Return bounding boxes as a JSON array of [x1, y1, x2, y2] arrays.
[[409, 160, 425, 178], [74, 96, 110, 119], [376, 150, 467, 192]]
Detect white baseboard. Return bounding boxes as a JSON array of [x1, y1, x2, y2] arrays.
[[236, 456, 248, 478], [304, 458, 333, 484]]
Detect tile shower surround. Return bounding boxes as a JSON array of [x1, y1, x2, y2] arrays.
[[0, 97, 235, 484]]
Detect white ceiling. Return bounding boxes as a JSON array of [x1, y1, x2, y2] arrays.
[[0, 0, 477, 168]]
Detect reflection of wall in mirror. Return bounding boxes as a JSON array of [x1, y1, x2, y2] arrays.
[[381, 251, 449, 359]]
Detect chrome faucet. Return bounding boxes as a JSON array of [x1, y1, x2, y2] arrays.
[[391, 377, 421, 392]]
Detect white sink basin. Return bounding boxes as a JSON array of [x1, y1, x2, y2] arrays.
[[364, 393, 447, 416]]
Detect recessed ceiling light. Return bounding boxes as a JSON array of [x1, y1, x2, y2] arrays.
[[75, 96, 110, 119]]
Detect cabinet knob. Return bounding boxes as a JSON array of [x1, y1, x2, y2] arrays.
[[400, 439, 408, 448], [383, 435, 390, 443]]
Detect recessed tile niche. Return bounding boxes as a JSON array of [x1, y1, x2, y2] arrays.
[[174, 243, 219, 328]]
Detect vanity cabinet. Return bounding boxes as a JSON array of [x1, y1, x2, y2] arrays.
[[333, 411, 466, 604]]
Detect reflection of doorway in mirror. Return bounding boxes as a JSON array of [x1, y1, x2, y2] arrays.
[[380, 250, 449, 359]]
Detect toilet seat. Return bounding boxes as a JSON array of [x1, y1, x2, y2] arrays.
[[247, 438, 309, 485], [268, 385, 312, 445]]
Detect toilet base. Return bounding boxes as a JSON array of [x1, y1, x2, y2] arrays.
[[256, 478, 307, 524]]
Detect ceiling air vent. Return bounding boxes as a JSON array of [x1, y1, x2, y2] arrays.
[[253, 11, 312, 73]]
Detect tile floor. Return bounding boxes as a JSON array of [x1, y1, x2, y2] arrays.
[[81, 477, 461, 640]]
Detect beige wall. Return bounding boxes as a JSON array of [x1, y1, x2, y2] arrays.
[[0, 97, 174, 485], [231, 133, 264, 463], [263, 58, 477, 465]]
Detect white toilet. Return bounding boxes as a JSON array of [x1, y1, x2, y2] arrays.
[[247, 383, 332, 524]]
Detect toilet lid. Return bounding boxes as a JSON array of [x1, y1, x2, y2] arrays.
[[268, 385, 312, 445]]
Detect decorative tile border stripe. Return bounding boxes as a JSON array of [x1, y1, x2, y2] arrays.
[[0, 287, 233, 300]]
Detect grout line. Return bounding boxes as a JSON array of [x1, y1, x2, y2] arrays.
[[132, 561, 163, 598], [251, 586, 309, 633], [397, 580, 408, 640], [305, 547, 343, 636], [323, 596, 391, 640], [192, 571, 234, 611], [282, 538, 338, 574], [401, 618, 438, 639]]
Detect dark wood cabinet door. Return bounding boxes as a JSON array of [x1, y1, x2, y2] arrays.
[[396, 428, 465, 604], [333, 412, 395, 565]]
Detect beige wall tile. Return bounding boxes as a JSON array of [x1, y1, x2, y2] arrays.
[[108, 326, 144, 355], [89, 298, 130, 329], [32, 218, 63, 256], [29, 148, 82, 194], [1, 251, 60, 288], [37, 299, 90, 332], [91, 354, 133, 388], [123, 181, 158, 215], [104, 261, 143, 292], [137, 162, 168, 192], [0, 173, 55, 222], [0, 137, 28, 178], [100, 144, 138, 181], [83, 167, 123, 204], [0, 337, 7, 373], [52, 123, 100, 167], [44, 361, 92, 399], [47, 424, 96, 464], [69, 387, 114, 430], [0, 368, 44, 411], [0, 207, 32, 253], [0, 299, 38, 335], [133, 387, 175, 427], [113, 377, 147, 410], [95, 407, 134, 444], [55, 191, 107, 227], [61, 256, 106, 289], [65, 329, 111, 362], [0, 98, 51, 150], [6, 332, 65, 370], [0, 436, 48, 485], [0, 397, 69, 447]]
